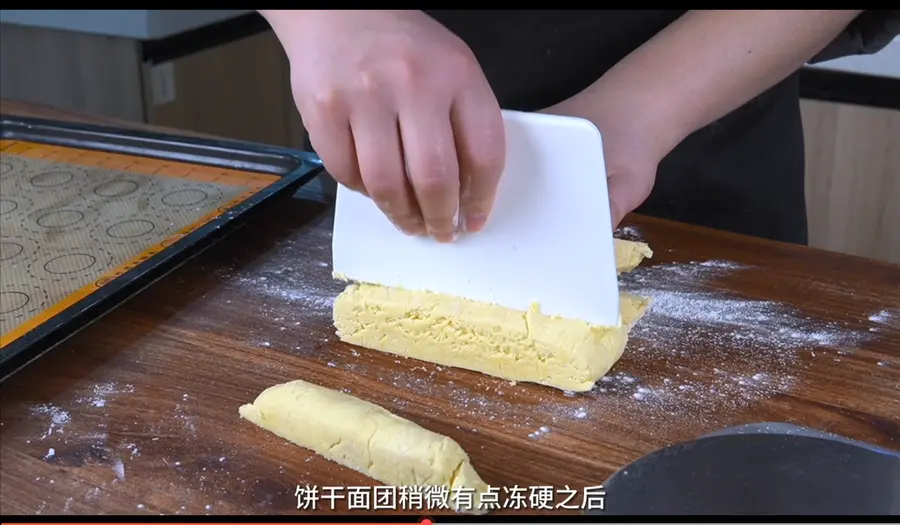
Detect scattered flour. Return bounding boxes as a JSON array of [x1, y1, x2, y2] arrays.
[[17, 226, 885, 511], [76, 382, 135, 408], [27, 381, 138, 448], [615, 226, 644, 241], [22, 380, 145, 509], [123, 443, 140, 457], [234, 270, 336, 312], [614, 257, 872, 414], [174, 404, 199, 436], [30, 404, 71, 439], [112, 458, 125, 481], [222, 238, 343, 349], [868, 309, 894, 325], [621, 259, 871, 356], [328, 256, 877, 438], [528, 426, 551, 440]]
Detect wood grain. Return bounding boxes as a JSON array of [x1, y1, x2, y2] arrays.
[[801, 99, 900, 264], [1, 99, 898, 516]]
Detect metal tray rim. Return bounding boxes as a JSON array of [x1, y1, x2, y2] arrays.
[[0, 114, 325, 382]]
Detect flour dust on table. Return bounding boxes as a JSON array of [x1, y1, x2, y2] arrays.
[[615, 255, 876, 415], [12, 374, 294, 514], [866, 308, 897, 330], [330, 267, 878, 444], [216, 226, 342, 352], [218, 221, 880, 443], [24, 381, 136, 446]]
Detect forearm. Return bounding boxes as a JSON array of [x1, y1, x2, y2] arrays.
[[572, 10, 862, 157], [260, 10, 416, 46]]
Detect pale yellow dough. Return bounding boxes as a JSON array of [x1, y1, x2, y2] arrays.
[[333, 240, 653, 392], [239, 379, 490, 513], [614, 238, 654, 274]]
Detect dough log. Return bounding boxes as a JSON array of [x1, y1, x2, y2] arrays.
[[333, 240, 653, 392], [239, 379, 490, 513]]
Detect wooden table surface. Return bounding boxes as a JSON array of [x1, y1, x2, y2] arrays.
[[1, 100, 898, 516]]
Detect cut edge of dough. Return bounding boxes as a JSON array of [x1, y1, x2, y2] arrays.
[[332, 240, 654, 392]]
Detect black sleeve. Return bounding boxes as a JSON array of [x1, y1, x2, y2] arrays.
[[809, 10, 900, 63]]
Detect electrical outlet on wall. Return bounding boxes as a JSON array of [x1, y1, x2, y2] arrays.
[[149, 62, 177, 106]]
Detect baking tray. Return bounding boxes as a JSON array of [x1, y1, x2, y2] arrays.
[[0, 115, 324, 382]]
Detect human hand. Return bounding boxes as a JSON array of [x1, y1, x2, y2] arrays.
[[540, 83, 673, 229], [266, 10, 506, 241]]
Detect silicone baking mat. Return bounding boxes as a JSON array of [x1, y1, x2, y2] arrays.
[[0, 116, 322, 380]]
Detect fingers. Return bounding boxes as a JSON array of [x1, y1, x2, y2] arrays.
[[298, 67, 502, 242], [398, 108, 461, 242], [350, 102, 425, 235], [300, 93, 365, 195], [451, 83, 505, 233]]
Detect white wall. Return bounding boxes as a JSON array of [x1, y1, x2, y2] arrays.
[[809, 37, 900, 80]]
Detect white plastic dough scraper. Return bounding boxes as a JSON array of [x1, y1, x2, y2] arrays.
[[331, 110, 621, 326]]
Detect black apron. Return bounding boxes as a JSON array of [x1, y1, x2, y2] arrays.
[[426, 10, 808, 245]]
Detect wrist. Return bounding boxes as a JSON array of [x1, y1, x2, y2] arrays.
[[574, 77, 689, 165], [259, 10, 325, 47]]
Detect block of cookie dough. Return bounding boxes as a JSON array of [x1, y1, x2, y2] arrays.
[[239, 379, 489, 513], [614, 238, 654, 273], [332, 240, 653, 392]]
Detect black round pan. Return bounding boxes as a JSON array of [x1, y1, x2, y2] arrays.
[[588, 422, 900, 515]]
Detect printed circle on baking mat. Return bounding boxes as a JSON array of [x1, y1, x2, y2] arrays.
[[0, 235, 40, 264], [0, 155, 28, 177], [22, 205, 101, 236], [0, 198, 18, 216], [0, 284, 48, 320], [91, 172, 156, 200], [90, 212, 175, 247], [151, 184, 224, 210], [22, 166, 91, 195], [0, 194, 35, 219], [26, 247, 115, 283], [107, 219, 156, 239], [30, 169, 75, 187], [1, 156, 51, 186], [0, 155, 34, 183]]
